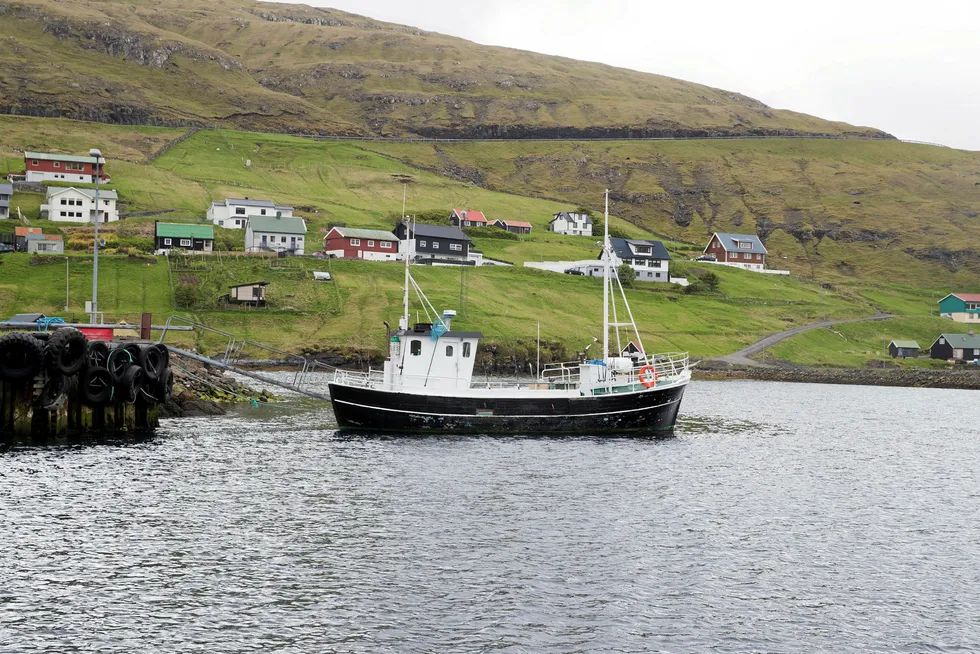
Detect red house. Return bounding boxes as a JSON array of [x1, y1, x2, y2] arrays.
[[323, 227, 399, 261], [450, 208, 488, 227], [24, 151, 109, 184], [492, 219, 532, 235], [703, 232, 767, 271]]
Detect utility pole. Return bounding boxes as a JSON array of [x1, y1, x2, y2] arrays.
[[89, 148, 103, 324]]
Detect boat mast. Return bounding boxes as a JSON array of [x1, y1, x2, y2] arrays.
[[602, 189, 610, 362], [401, 183, 410, 331]]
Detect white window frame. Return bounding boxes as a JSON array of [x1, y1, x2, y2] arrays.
[[449, 243, 462, 251], [163, 238, 172, 245], [419, 240, 427, 247], [180, 239, 192, 247], [367, 240, 374, 247], [350, 238, 360, 246], [432, 242, 439, 249], [381, 241, 392, 249]]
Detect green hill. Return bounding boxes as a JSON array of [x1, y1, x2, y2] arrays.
[[0, 115, 976, 367], [0, 0, 889, 138]]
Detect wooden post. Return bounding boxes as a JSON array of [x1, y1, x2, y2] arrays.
[[140, 312, 152, 340]]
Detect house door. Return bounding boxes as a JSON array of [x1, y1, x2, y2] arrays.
[[262, 235, 268, 247], [290, 237, 297, 249]]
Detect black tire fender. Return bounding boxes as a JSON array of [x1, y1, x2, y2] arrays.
[[36, 374, 70, 410], [0, 332, 46, 382], [117, 365, 144, 404], [106, 347, 134, 385], [81, 366, 113, 406], [153, 367, 174, 404], [87, 340, 111, 369], [44, 328, 88, 376], [138, 345, 165, 382]]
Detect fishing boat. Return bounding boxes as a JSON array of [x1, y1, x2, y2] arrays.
[[328, 190, 691, 434]]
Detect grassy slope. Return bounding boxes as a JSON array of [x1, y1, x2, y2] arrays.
[[0, 116, 975, 366], [366, 139, 980, 288], [0, 252, 870, 362], [0, 0, 886, 137]]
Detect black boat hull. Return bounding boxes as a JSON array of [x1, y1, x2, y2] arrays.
[[328, 381, 687, 435]]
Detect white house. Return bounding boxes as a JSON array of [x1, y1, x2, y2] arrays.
[[42, 187, 119, 223], [0, 183, 11, 220], [549, 211, 593, 236], [208, 197, 294, 229], [245, 214, 307, 255]]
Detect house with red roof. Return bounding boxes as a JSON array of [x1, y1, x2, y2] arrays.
[[449, 209, 488, 228], [492, 219, 532, 235], [939, 293, 980, 324]]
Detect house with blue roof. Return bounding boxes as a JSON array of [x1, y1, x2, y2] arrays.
[[704, 232, 768, 271]]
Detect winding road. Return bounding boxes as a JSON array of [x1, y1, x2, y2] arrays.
[[714, 313, 897, 367]]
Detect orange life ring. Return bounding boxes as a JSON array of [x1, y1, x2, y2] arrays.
[[638, 365, 658, 388]]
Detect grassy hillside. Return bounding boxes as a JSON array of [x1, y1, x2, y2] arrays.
[[0, 0, 888, 138], [0, 251, 881, 363], [367, 138, 980, 286], [0, 116, 976, 367]]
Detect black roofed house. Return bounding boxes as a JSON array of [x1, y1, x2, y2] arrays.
[[394, 222, 473, 265], [704, 232, 768, 271], [888, 340, 920, 358], [583, 238, 671, 283], [228, 281, 270, 307], [930, 332, 980, 362]]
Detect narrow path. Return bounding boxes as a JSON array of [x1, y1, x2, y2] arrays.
[[714, 313, 896, 367]]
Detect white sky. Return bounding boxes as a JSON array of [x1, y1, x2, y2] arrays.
[[294, 0, 980, 151]]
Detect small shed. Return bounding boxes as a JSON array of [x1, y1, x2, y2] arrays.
[[26, 233, 64, 254], [888, 340, 920, 358], [621, 341, 644, 358], [229, 281, 269, 306]]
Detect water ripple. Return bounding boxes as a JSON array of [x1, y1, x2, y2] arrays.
[[2, 380, 980, 652]]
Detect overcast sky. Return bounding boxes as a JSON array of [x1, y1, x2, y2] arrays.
[[296, 0, 980, 151]]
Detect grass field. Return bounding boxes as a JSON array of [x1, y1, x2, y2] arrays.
[[0, 251, 901, 363], [0, 116, 976, 367]]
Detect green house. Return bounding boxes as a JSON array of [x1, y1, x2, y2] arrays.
[[155, 222, 215, 252], [938, 293, 980, 324]]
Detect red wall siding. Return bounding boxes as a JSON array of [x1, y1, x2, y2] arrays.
[[24, 157, 108, 180], [324, 234, 398, 257]]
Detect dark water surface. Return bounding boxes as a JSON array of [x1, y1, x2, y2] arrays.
[[3, 381, 980, 653]]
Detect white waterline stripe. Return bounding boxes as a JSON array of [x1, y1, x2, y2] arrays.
[[332, 396, 681, 419]]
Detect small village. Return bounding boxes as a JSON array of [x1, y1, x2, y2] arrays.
[[2, 148, 978, 366]]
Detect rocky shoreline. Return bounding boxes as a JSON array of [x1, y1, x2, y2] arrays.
[[158, 356, 278, 418], [695, 360, 980, 391]]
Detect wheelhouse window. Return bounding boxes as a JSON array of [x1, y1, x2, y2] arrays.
[[410, 340, 422, 356], [462, 342, 471, 358], [445, 345, 454, 357]]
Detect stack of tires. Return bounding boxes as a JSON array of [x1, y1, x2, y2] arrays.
[[0, 329, 173, 410]]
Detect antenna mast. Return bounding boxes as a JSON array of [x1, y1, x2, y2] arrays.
[[602, 189, 610, 363], [401, 183, 410, 330]]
